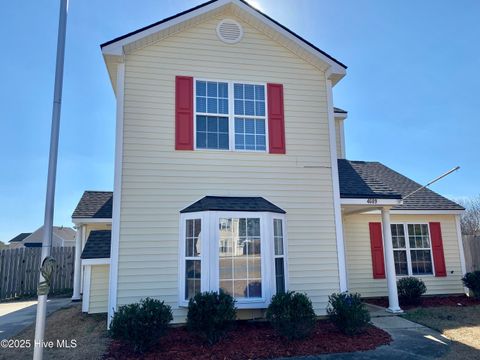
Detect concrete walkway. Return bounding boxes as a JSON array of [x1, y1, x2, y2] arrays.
[[0, 298, 72, 340], [282, 303, 451, 360]]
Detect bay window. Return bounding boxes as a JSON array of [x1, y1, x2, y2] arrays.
[[179, 207, 286, 308], [391, 223, 434, 276]]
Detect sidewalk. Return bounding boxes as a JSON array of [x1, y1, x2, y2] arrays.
[[0, 298, 72, 340], [282, 303, 451, 360]]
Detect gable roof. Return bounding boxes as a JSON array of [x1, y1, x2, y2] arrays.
[[101, 0, 346, 70], [181, 196, 286, 213], [81, 230, 111, 259], [338, 160, 464, 211], [72, 191, 113, 219], [9, 233, 32, 243]]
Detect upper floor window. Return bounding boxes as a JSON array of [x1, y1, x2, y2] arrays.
[[195, 79, 267, 152]]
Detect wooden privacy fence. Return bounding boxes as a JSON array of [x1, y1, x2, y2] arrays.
[[0, 247, 75, 301], [463, 235, 480, 272]]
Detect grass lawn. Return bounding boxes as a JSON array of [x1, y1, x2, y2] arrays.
[[404, 305, 480, 360], [0, 304, 109, 360]]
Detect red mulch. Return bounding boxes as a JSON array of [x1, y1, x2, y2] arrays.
[[365, 295, 480, 310], [104, 320, 391, 360]]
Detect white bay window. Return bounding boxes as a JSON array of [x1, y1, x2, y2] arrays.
[[179, 209, 287, 308]]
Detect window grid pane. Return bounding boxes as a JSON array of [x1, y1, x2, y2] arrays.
[[393, 223, 433, 276], [235, 118, 266, 151], [219, 218, 262, 299], [196, 116, 229, 150], [196, 81, 228, 115], [185, 219, 201, 300]]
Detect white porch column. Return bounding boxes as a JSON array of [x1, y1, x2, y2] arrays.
[[381, 207, 402, 313], [72, 224, 83, 301]]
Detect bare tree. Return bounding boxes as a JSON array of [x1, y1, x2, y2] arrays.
[[456, 195, 480, 236]]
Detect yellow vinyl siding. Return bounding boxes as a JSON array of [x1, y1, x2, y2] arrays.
[[344, 214, 464, 298], [89, 265, 109, 314], [118, 11, 339, 322]]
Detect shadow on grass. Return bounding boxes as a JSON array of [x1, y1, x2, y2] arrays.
[[404, 305, 480, 359]]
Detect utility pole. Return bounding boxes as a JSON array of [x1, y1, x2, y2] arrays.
[[33, 1, 68, 359]]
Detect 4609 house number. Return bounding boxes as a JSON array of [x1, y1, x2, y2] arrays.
[[367, 198, 378, 204]]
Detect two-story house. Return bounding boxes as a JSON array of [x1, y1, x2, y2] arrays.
[[70, 0, 466, 325]]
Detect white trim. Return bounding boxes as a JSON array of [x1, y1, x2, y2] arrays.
[[82, 265, 92, 313], [178, 210, 286, 308], [455, 215, 467, 276], [72, 225, 83, 301], [101, 0, 346, 76], [107, 62, 125, 327], [82, 258, 111, 266], [72, 218, 112, 225], [339, 119, 346, 158], [357, 209, 464, 215], [340, 198, 403, 206], [334, 112, 348, 120], [325, 73, 347, 292], [193, 78, 269, 153]]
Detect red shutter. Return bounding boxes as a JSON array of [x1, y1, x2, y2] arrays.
[[267, 83, 286, 154], [429, 222, 447, 277], [369, 222, 386, 279], [175, 76, 194, 150]]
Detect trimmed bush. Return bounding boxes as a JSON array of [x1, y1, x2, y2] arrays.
[[187, 291, 237, 344], [109, 297, 173, 353], [327, 292, 370, 335], [462, 271, 480, 298], [266, 291, 316, 340], [397, 277, 427, 305]]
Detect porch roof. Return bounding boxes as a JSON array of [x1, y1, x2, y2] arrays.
[[81, 230, 111, 259], [72, 191, 113, 219], [338, 160, 464, 211]]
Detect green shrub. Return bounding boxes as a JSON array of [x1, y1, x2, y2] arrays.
[[327, 292, 370, 335], [187, 291, 237, 344], [397, 277, 427, 305], [109, 297, 173, 353], [266, 291, 316, 340], [462, 271, 480, 298]]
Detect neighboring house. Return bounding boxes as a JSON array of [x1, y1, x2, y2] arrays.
[[8, 227, 76, 249], [71, 0, 466, 324], [7, 233, 32, 249]]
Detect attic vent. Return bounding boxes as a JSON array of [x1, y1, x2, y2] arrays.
[[216, 19, 243, 44]]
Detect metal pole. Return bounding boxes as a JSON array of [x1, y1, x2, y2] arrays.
[[403, 166, 460, 200], [33, 1, 68, 359]]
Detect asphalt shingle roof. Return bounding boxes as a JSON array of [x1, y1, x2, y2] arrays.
[[334, 107, 347, 114], [338, 160, 464, 211], [181, 196, 286, 214], [8, 233, 32, 243], [81, 230, 111, 259], [72, 191, 113, 219]]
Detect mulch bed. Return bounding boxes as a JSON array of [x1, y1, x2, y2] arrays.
[[105, 320, 391, 360], [365, 295, 480, 310]]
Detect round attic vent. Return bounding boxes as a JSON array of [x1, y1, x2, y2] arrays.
[[216, 19, 243, 44]]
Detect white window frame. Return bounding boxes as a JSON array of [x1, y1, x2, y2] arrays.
[[391, 223, 435, 277], [193, 78, 269, 153], [178, 211, 286, 308]]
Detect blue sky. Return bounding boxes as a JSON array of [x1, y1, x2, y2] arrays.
[[1, 0, 478, 242]]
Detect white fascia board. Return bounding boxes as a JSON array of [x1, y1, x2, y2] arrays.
[[72, 218, 112, 225], [82, 258, 111, 266], [101, 0, 346, 77], [101, 0, 231, 56], [340, 198, 403, 206], [334, 112, 347, 120], [358, 209, 464, 215]]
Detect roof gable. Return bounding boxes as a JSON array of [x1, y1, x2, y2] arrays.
[[102, 0, 346, 88]]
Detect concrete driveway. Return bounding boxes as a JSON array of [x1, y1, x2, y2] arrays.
[[0, 298, 71, 340]]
